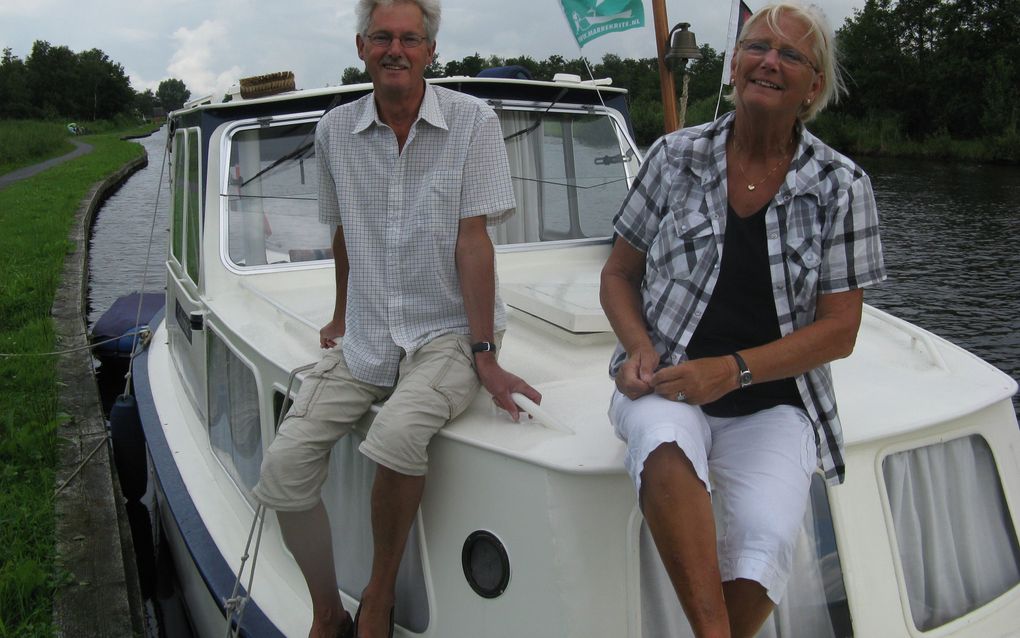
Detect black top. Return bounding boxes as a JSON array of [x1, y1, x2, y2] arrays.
[[685, 204, 804, 417]]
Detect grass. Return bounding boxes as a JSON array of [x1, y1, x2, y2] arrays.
[[0, 127, 146, 637], [809, 112, 1020, 164], [0, 121, 76, 177]]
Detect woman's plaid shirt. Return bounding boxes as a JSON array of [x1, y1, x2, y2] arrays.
[[608, 112, 886, 485]]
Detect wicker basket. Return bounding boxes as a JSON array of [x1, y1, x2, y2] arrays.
[[239, 72, 296, 99]]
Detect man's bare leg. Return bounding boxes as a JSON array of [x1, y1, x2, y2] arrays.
[[277, 501, 352, 638], [641, 443, 731, 638], [723, 578, 775, 638], [356, 465, 426, 638]]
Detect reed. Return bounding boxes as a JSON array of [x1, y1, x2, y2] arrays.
[[0, 130, 145, 638], [0, 121, 75, 177]]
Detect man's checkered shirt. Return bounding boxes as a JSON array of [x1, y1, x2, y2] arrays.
[[316, 84, 515, 386]]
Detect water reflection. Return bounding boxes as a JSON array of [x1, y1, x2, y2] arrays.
[[87, 128, 170, 325], [861, 157, 1020, 413]]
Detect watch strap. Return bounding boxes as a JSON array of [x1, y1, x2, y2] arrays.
[[471, 341, 496, 354], [732, 352, 752, 387]]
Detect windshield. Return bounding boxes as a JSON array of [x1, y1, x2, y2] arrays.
[[222, 107, 638, 269], [495, 109, 638, 245]]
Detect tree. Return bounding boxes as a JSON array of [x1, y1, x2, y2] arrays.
[[76, 48, 133, 120], [340, 66, 370, 85], [26, 40, 78, 118], [134, 88, 156, 120], [0, 48, 32, 118], [156, 78, 190, 112]]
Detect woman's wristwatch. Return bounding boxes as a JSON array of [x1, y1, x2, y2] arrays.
[[732, 352, 753, 387]]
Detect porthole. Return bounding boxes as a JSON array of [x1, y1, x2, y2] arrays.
[[461, 530, 510, 598]]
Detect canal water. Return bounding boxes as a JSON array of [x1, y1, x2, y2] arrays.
[[86, 128, 1020, 636]]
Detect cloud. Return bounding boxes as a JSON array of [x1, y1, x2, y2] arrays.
[[167, 19, 241, 98]]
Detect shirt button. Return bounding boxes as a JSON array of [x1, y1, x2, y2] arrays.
[[769, 232, 779, 240]]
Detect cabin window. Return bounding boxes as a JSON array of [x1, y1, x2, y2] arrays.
[[225, 120, 331, 268], [493, 109, 638, 245], [207, 331, 263, 506], [185, 129, 202, 282], [170, 130, 187, 263], [883, 435, 1020, 630], [641, 474, 853, 637]]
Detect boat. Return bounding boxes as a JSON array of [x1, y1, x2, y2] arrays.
[[126, 70, 1020, 637]]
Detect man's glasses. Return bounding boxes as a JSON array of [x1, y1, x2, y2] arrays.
[[739, 40, 818, 71], [364, 32, 429, 48]]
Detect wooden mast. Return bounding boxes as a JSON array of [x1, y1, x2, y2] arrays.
[[651, 0, 680, 133]]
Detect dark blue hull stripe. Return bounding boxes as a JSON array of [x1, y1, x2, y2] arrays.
[[134, 307, 284, 637]]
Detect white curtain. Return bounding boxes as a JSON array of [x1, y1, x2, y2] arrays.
[[494, 112, 544, 245], [883, 435, 1020, 630]]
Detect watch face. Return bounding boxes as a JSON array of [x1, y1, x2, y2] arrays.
[[739, 370, 753, 387]]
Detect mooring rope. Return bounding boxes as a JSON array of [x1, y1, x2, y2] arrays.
[[121, 131, 172, 396], [223, 362, 315, 636]]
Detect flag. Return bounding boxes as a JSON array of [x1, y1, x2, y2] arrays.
[[559, 0, 645, 48], [721, 0, 753, 85]]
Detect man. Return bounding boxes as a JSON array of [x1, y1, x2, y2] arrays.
[[253, 1, 541, 637]]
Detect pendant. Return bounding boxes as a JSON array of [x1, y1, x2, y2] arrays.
[[747, 184, 756, 191]]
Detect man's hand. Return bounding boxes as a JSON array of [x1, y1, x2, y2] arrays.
[[616, 346, 659, 400], [319, 319, 345, 349], [475, 356, 542, 422]]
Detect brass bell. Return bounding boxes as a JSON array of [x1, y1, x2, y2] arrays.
[[664, 23, 703, 66]]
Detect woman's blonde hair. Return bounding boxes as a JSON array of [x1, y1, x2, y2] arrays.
[[729, 2, 846, 122]]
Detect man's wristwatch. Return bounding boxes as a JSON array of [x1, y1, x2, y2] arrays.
[[732, 352, 753, 388], [471, 341, 497, 354]]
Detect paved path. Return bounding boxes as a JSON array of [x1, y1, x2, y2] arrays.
[[0, 140, 94, 190]]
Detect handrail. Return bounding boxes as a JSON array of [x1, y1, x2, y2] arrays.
[[511, 392, 575, 434], [867, 307, 949, 372]]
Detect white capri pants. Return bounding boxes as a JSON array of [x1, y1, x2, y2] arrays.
[[609, 389, 818, 603]]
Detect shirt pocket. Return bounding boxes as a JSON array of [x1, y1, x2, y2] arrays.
[[784, 232, 823, 313], [418, 170, 462, 227], [648, 211, 716, 281]]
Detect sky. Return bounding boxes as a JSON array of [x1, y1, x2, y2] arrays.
[[0, 0, 865, 100]]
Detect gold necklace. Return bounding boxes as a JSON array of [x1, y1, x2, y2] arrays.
[[736, 152, 789, 191]]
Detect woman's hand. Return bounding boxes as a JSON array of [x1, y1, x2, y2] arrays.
[[651, 356, 739, 405], [616, 346, 659, 400]]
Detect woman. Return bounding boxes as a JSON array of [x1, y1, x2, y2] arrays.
[[599, 3, 885, 636]]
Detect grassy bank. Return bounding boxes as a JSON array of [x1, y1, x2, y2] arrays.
[[808, 113, 1020, 164], [0, 129, 146, 637]]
